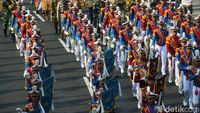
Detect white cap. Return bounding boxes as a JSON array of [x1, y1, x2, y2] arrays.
[[22, 6, 26, 11], [86, 20, 92, 27], [81, 14, 88, 21], [78, 9, 82, 15]]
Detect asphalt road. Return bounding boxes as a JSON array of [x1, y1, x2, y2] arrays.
[[0, 3, 199, 113]]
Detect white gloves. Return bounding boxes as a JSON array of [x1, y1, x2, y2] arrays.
[[193, 42, 197, 47], [151, 45, 155, 50], [64, 31, 68, 36], [98, 77, 103, 81], [167, 53, 171, 58], [102, 30, 106, 34], [120, 45, 124, 50], [187, 65, 193, 70], [83, 50, 87, 55], [196, 69, 200, 76]]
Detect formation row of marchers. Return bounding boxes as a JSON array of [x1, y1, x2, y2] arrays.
[[1, 1, 55, 113], [59, 0, 200, 113], [1, 0, 199, 113]]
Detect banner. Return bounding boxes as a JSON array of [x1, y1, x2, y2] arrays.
[[29, 108, 41, 113], [41, 94, 53, 113], [39, 65, 54, 112], [42, 75, 54, 96], [39, 65, 52, 79], [101, 90, 115, 112], [105, 78, 119, 98], [103, 48, 114, 74]]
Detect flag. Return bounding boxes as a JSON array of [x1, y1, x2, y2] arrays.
[[105, 78, 119, 98], [41, 94, 53, 113], [103, 48, 114, 75], [101, 90, 115, 112]]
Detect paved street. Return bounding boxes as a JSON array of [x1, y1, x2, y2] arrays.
[[0, 2, 199, 113]]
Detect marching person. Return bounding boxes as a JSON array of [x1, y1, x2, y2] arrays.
[[129, 0, 141, 23], [11, 3, 22, 48], [2, 0, 16, 38], [173, 5, 186, 30], [176, 40, 193, 108], [166, 27, 182, 86], [152, 20, 168, 76], [180, 11, 194, 39], [164, 2, 176, 34], [189, 47, 200, 113], [190, 15, 200, 47], [156, 0, 168, 18]]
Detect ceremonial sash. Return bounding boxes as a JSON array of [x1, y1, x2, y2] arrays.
[[111, 19, 120, 32], [113, 24, 120, 31], [171, 36, 179, 50], [130, 41, 140, 59], [155, 29, 166, 42], [123, 31, 131, 41], [147, 21, 156, 31], [13, 10, 23, 24], [151, 23, 156, 31], [179, 48, 197, 75], [193, 27, 200, 41], [137, 12, 143, 20], [177, 15, 183, 23], [157, 5, 165, 16], [183, 22, 191, 34], [133, 6, 140, 13], [179, 48, 190, 64], [167, 9, 175, 19]]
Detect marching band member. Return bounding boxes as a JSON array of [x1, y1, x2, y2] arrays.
[[189, 47, 200, 113], [11, 3, 22, 48], [176, 40, 193, 108], [190, 15, 200, 47], [173, 5, 186, 30], [98, 0, 110, 29], [130, 0, 141, 23], [152, 21, 168, 76], [156, 0, 168, 17], [166, 27, 181, 85], [164, 2, 176, 34], [180, 11, 194, 39]]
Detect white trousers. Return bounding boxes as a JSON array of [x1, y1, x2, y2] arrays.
[[168, 56, 175, 81], [183, 74, 193, 105], [193, 85, 200, 105], [155, 45, 167, 75]]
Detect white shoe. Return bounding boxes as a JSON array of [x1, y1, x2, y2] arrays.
[[168, 77, 172, 84], [120, 68, 124, 73], [132, 90, 137, 97], [71, 50, 74, 53], [16, 44, 19, 50], [183, 99, 188, 106], [76, 57, 80, 61], [20, 53, 24, 57], [137, 102, 141, 109], [66, 48, 70, 52], [178, 88, 183, 95], [81, 63, 84, 68], [136, 94, 139, 100], [189, 103, 194, 110], [175, 81, 179, 87]]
